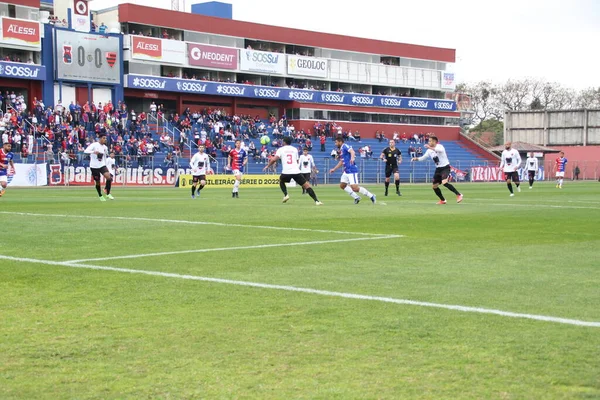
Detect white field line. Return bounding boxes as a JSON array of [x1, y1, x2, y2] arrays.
[[65, 236, 402, 263], [1, 254, 598, 328], [0, 211, 392, 237]]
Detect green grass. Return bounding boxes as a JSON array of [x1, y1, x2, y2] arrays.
[[1, 182, 599, 399]]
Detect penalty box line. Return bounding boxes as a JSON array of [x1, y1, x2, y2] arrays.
[[1, 254, 599, 329], [65, 236, 403, 263], [0, 211, 395, 237]]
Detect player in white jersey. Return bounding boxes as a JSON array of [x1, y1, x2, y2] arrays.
[[189, 145, 211, 198], [499, 141, 522, 196], [264, 136, 322, 205], [298, 147, 317, 195], [525, 152, 539, 189], [83, 133, 113, 201], [412, 135, 463, 204], [106, 152, 117, 179]]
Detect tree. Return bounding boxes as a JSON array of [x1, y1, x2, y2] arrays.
[[576, 87, 600, 108], [455, 81, 502, 126], [469, 119, 504, 146]]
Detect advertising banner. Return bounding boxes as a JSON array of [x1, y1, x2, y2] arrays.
[[287, 55, 327, 78], [0, 61, 45, 81], [0, 17, 41, 49], [470, 167, 545, 182], [126, 74, 458, 112], [177, 174, 281, 188], [239, 49, 285, 75], [441, 72, 456, 90], [55, 30, 121, 84], [6, 164, 47, 187], [187, 43, 237, 70], [71, 0, 90, 33], [50, 165, 185, 186], [131, 36, 185, 64]]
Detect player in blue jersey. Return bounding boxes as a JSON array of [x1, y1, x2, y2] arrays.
[[0, 142, 15, 197], [329, 136, 376, 204]]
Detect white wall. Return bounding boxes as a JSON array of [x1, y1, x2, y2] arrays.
[[54, 83, 75, 106], [92, 88, 112, 105]]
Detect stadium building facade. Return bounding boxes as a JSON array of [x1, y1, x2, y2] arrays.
[[98, 2, 460, 140]]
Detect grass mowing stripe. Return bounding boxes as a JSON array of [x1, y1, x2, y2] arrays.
[[65, 235, 403, 263], [2, 254, 598, 328], [0, 211, 390, 236]]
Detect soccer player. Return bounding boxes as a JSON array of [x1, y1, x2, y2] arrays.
[[554, 151, 568, 189], [84, 133, 113, 201], [264, 136, 322, 205], [189, 144, 211, 198], [500, 141, 522, 196], [380, 139, 402, 196], [411, 135, 463, 204], [106, 152, 117, 180], [0, 142, 15, 198], [525, 152, 539, 189], [329, 135, 376, 204], [298, 147, 317, 195], [227, 139, 247, 198]]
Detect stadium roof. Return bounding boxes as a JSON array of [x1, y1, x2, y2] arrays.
[[117, 3, 455, 62]]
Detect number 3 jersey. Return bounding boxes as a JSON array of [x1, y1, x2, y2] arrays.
[[276, 145, 301, 174]]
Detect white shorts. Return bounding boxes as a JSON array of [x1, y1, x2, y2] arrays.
[[232, 170, 243, 178], [340, 172, 359, 185], [0, 175, 7, 183], [556, 172, 565, 178]]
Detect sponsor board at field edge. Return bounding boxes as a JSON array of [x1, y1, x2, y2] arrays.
[[126, 74, 456, 111], [55, 30, 121, 84], [50, 165, 184, 186], [240, 49, 285, 75], [177, 174, 280, 188], [470, 166, 544, 182], [187, 43, 237, 70], [6, 164, 47, 187], [0, 61, 45, 81], [0, 17, 41, 48], [131, 36, 185, 64], [287, 55, 328, 78]]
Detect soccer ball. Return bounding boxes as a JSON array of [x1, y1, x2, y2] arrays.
[[260, 135, 271, 145]]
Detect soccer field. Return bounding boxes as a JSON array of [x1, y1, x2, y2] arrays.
[[1, 182, 599, 399]]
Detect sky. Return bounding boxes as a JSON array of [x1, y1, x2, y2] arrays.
[[90, 0, 600, 90]]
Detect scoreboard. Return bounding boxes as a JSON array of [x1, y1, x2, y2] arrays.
[[55, 29, 120, 84]]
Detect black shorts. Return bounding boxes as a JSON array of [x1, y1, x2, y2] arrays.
[[385, 165, 399, 178], [280, 173, 307, 186], [192, 174, 206, 183], [528, 170, 536, 179], [302, 172, 311, 182], [432, 165, 451, 184], [504, 171, 520, 182], [91, 166, 109, 181]]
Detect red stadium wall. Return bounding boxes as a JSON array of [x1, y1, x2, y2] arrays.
[[543, 146, 600, 162], [289, 120, 460, 141], [119, 4, 455, 62], [0, 78, 42, 104], [4, 0, 39, 7]]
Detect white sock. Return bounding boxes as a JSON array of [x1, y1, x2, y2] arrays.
[[233, 180, 240, 192], [359, 187, 373, 198], [344, 186, 359, 199], [559, 179, 563, 186]]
